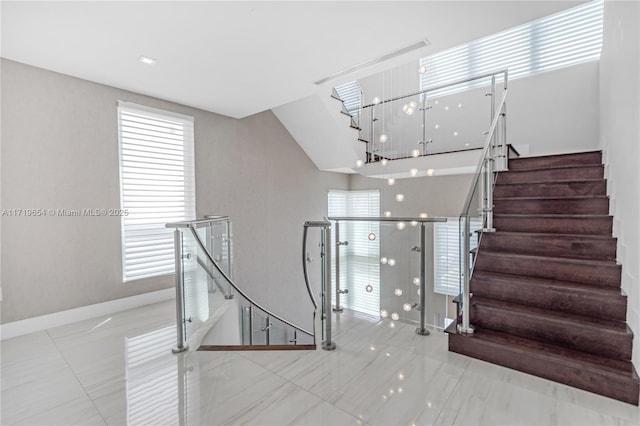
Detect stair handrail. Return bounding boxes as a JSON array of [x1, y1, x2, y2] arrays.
[[458, 70, 509, 334], [186, 224, 315, 338]]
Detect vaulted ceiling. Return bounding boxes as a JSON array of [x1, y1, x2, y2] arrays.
[[1, 1, 586, 119]]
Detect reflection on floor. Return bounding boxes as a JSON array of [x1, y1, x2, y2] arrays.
[[2, 300, 639, 425]]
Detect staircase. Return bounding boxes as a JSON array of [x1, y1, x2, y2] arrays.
[[448, 151, 640, 405]]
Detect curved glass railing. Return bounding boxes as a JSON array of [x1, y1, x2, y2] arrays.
[[166, 216, 316, 352]]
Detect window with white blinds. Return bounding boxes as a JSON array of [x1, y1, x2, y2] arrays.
[[117, 102, 196, 282], [433, 218, 482, 296], [420, 0, 603, 98], [328, 190, 380, 316], [333, 80, 362, 116]]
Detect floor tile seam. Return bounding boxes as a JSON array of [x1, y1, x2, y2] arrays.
[[282, 376, 369, 426], [431, 354, 473, 426], [240, 353, 367, 423], [45, 328, 110, 426]]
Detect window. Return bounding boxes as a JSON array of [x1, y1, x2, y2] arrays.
[[333, 80, 362, 116], [420, 0, 603, 98], [433, 218, 482, 296], [328, 190, 380, 316], [118, 102, 195, 282]]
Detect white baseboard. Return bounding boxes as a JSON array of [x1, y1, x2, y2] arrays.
[[1, 288, 175, 340]]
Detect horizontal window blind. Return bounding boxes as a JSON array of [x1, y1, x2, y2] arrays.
[[118, 102, 195, 282], [433, 218, 482, 297], [333, 80, 362, 116], [328, 190, 380, 316], [420, 0, 603, 98]]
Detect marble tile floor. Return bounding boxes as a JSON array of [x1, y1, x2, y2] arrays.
[[2, 300, 639, 426]]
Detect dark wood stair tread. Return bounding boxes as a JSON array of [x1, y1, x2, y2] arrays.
[[471, 296, 630, 333], [471, 270, 628, 322], [507, 151, 602, 170], [456, 327, 637, 379], [478, 251, 619, 267], [494, 195, 609, 201], [472, 270, 625, 297], [485, 230, 614, 240]]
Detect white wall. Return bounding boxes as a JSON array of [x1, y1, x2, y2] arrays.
[[598, 0, 640, 369], [0, 59, 348, 331]]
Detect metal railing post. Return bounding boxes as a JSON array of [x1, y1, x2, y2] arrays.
[[322, 226, 336, 350], [460, 217, 474, 334], [248, 306, 254, 345], [334, 222, 343, 312], [416, 223, 430, 335], [172, 229, 189, 353], [485, 157, 495, 232]]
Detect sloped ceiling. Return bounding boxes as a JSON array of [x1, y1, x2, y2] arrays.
[[1, 1, 586, 119]]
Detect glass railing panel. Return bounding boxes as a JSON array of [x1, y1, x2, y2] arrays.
[[180, 228, 228, 343], [378, 221, 414, 325], [358, 71, 507, 163], [170, 217, 318, 351], [423, 79, 494, 156], [458, 157, 489, 331]]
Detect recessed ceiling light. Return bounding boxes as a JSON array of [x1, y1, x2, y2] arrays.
[[138, 55, 157, 65]]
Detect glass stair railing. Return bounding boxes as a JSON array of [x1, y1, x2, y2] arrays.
[[166, 216, 318, 352]]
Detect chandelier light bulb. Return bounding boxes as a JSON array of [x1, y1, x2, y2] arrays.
[[413, 277, 421, 285], [379, 133, 388, 143], [380, 309, 389, 318], [403, 303, 413, 312], [381, 158, 388, 166], [435, 124, 440, 129], [387, 177, 395, 186], [366, 284, 374, 293], [426, 169, 434, 176], [418, 65, 427, 74], [388, 258, 396, 266], [384, 211, 392, 217], [395, 193, 404, 202], [380, 256, 388, 264], [373, 96, 381, 104], [410, 220, 418, 227], [396, 221, 406, 230], [419, 212, 428, 218], [356, 159, 364, 168], [409, 101, 417, 109], [409, 168, 418, 177], [391, 312, 399, 321], [394, 288, 403, 296], [411, 149, 420, 158], [368, 232, 376, 241]]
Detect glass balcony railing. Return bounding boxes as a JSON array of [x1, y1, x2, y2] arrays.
[[166, 216, 318, 352], [353, 70, 508, 164]]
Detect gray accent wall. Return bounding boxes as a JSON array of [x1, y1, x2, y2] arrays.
[[0, 59, 348, 326]]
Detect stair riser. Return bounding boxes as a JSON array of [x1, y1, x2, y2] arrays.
[[470, 277, 627, 322], [508, 152, 602, 171], [474, 255, 621, 287], [471, 304, 632, 360], [497, 166, 604, 183], [480, 233, 617, 261], [449, 333, 639, 405], [494, 198, 609, 215], [494, 181, 606, 198], [493, 216, 613, 235]]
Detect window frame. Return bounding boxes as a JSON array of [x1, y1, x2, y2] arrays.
[[117, 101, 196, 282]]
